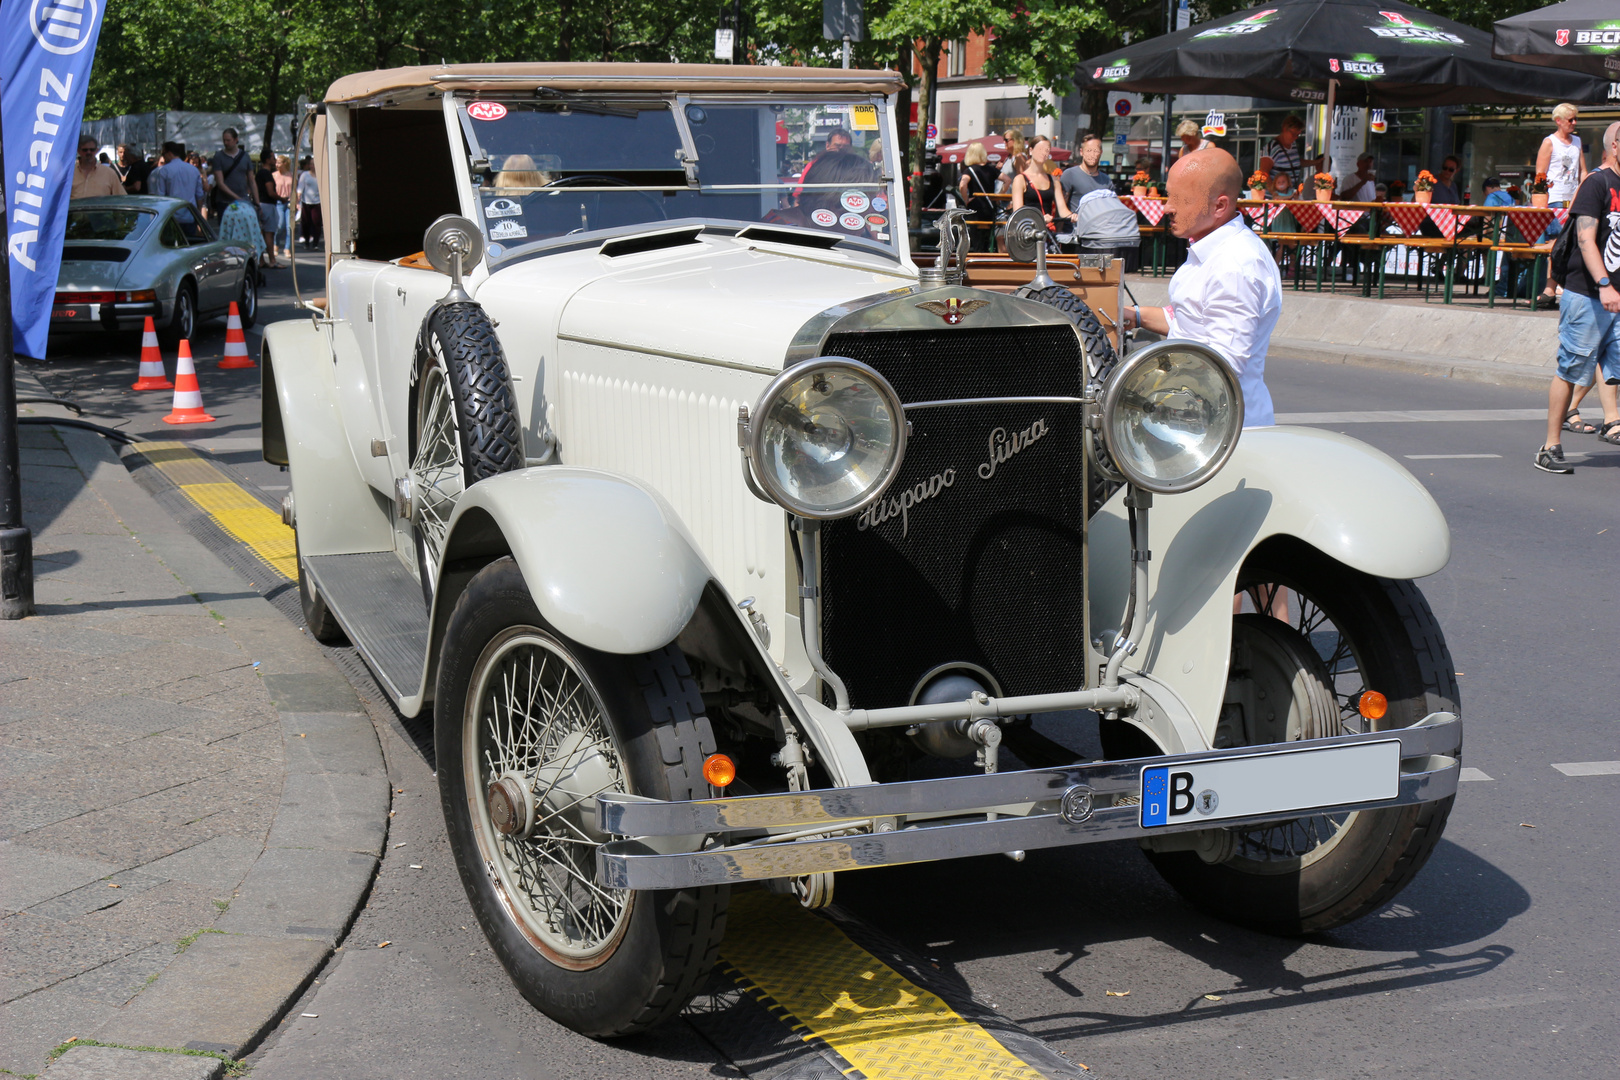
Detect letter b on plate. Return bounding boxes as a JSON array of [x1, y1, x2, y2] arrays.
[[1140, 767, 1196, 826]]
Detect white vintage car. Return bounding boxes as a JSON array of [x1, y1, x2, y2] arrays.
[[263, 63, 1462, 1039]]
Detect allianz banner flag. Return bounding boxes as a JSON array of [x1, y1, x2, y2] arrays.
[[3, 0, 106, 358]]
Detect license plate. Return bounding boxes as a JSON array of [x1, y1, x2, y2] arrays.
[[1140, 740, 1400, 828]]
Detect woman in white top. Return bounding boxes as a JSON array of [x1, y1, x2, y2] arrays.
[[1536, 103, 1586, 207]]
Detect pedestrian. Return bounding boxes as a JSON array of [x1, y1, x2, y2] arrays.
[[997, 130, 1027, 194], [146, 141, 206, 213], [957, 142, 1000, 253], [296, 156, 322, 249], [1061, 131, 1141, 271], [1174, 118, 1212, 159], [1267, 170, 1293, 199], [114, 144, 150, 193], [1009, 135, 1071, 247], [255, 149, 282, 268], [209, 128, 257, 219], [1535, 121, 1620, 474], [1259, 115, 1321, 184], [1120, 147, 1280, 428], [273, 156, 294, 259], [1429, 156, 1462, 204], [70, 135, 125, 199], [1534, 103, 1588, 304]]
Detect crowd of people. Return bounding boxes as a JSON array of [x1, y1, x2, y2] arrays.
[[68, 128, 324, 268]]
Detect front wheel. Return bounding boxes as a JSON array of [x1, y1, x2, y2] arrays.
[[1144, 539, 1458, 935], [436, 557, 728, 1037]]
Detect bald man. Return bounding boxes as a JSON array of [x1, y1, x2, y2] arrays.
[[1122, 148, 1281, 427]]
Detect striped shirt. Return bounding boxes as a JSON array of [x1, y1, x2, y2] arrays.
[[1264, 138, 1304, 179]]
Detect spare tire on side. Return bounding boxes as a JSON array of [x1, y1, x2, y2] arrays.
[[406, 301, 524, 607], [1015, 284, 1120, 515]]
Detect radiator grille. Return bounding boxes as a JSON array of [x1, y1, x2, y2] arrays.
[[819, 325, 1089, 709]]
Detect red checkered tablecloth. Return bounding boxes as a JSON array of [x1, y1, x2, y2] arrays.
[[1242, 203, 1284, 229], [1329, 208, 1366, 237], [1503, 207, 1567, 243], [1385, 203, 1430, 237], [1288, 201, 1328, 233], [1123, 194, 1166, 225]]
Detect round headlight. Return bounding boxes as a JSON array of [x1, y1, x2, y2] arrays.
[[1100, 340, 1243, 494], [747, 358, 906, 518]]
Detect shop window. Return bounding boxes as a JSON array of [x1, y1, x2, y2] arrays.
[[939, 100, 960, 144], [986, 97, 1035, 139]]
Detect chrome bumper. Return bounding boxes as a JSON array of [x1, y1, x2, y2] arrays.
[[595, 713, 1461, 890]]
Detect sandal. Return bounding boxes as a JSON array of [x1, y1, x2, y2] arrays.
[[1564, 408, 1598, 434], [1599, 420, 1620, 446]]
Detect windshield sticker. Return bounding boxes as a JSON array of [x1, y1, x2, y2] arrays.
[[840, 212, 866, 231], [487, 243, 504, 258], [484, 198, 523, 218], [811, 208, 839, 228], [866, 214, 887, 227], [851, 104, 879, 132], [489, 220, 527, 240], [468, 101, 508, 122], [872, 195, 888, 213], [840, 190, 870, 214]]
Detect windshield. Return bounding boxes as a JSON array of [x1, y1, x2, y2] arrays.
[[64, 208, 154, 241], [458, 98, 895, 259]]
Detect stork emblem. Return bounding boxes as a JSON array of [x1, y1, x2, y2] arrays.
[[915, 297, 991, 325]]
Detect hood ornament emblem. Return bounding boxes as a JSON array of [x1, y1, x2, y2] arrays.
[[916, 297, 991, 325]]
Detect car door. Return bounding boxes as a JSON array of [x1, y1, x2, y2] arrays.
[[173, 205, 235, 312]]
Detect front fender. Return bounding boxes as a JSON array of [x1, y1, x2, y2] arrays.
[[441, 467, 710, 656], [1090, 426, 1450, 748], [261, 319, 393, 556]]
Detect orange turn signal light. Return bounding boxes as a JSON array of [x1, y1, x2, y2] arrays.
[[1358, 690, 1388, 721], [702, 753, 737, 788]]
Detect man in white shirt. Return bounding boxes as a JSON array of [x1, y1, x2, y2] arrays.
[[1120, 147, 1281, 427]]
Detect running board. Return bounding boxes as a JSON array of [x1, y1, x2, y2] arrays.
[[303, 552, 429, 702]]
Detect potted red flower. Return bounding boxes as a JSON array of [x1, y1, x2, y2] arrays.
[[1527, 173, 1550, 209], [1312, 172, 1335, 203], [1413, 170, 1436, 205]]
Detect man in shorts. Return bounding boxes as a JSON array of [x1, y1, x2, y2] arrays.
[[1536, 122, 1620, 473]]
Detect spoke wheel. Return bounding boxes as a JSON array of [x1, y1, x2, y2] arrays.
[[1143, 538, 1458, 935], [465, 627, 632, 965], [410, 356, 463, 593], [437, 558, 729, 1036]]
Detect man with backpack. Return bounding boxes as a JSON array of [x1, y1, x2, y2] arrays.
[[1536, 122, 1620, 474]]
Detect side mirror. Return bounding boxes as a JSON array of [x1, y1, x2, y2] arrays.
[[423, 214, 484, 303]]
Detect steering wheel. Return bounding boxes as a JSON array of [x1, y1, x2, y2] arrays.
[[541, 174, 668, 221]]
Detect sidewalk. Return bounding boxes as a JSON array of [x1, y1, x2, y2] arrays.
[[1123, 273, 1559, 391], [2, 395, 387, 1077]]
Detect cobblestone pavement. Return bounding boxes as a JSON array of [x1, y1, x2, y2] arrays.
[[2, 413, 383, 1079]]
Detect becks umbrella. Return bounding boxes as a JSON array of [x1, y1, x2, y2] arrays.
[[1075, 0, 1614, 108], [1494, 0, 1620, 79]]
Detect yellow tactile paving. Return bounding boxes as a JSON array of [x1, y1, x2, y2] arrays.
[[720, 892, 1047, 1080], [134, 442, 296, 581]]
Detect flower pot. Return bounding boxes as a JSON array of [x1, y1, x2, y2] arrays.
[[1529, 193, 1549, 208], [1315, 189, 1332, 202], [1414, 191, 1432, 204], [1148, 187, 1159, 198], [1249, 189, 1266, 201], [1132, 186, 1148, 198]]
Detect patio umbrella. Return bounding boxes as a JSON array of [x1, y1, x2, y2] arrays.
[[1494, 0, 1620, 79], [1075, 0, 1614, 108]]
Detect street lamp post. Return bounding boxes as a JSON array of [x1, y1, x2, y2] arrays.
[[0, 114, 36, 620]]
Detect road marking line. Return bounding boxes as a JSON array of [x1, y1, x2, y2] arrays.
[[135, 441, 296, 581], [720, 891, 1046, 1080], [1551, 761, 1620, 777], [1459, 768, 1494, 781], [1277, 408, 1544, 424], [1404, 454, 1502, 460]]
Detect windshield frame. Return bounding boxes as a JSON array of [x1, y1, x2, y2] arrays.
[[450, 92, 901, 266]]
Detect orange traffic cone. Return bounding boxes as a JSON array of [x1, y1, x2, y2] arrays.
[[219, 302, 255, 369], [163, 342, 216, 425], [131, 317, 173, 390]]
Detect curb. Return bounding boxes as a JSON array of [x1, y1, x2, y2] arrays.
[[34, 424, 389, 1071], [1266, 338, 1554, 392]]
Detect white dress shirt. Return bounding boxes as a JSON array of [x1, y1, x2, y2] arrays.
[[1163, 214, 1281, 427]]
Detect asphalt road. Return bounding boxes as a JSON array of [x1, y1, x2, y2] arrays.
[[24, 268, 1618, 1080]]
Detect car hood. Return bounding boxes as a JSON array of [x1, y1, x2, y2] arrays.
[[491, 235, 917, 372]]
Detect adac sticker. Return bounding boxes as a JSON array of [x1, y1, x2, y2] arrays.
[[866, 214, 887, 227], [489, 220, 527, 240], [468, 101, 508, 121], [810, 208, 838, 228], [872, 195, 888, 213], [484, 197, 523, 218], [840, 212, 866, 231], [840, 190, 870, 213]]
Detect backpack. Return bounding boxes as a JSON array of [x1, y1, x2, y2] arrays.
[[1548, 215, 1578, 287]]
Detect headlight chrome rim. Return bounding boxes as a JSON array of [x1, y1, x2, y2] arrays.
[[1099, 339, 1244, 495], [745, 356, 907, 520]]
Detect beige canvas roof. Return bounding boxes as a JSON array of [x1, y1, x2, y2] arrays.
[[324, 63, 903, 103]]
